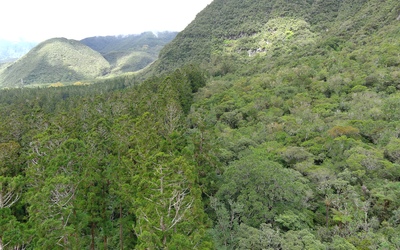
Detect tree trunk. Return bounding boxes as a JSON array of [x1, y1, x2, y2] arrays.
[[325, 197, 331, 227], [120, 204, 123, 250], [91, 223, 95, 250], [74, 208, 79, 249], [102, 185, 108, 250], [325, 204, 329, 227], [163, 234, 167, 248]]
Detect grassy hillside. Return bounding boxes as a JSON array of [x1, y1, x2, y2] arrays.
[[81, 32, 177, 74], [0, 38, 110, 87]]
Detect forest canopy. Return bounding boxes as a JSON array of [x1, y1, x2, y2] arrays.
[[1, 0, 400, 249]]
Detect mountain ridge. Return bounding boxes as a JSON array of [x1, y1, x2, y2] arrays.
[[81, 31, 177, 74], [0, 32, 177, 87]]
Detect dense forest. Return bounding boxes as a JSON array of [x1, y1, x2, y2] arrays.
[[1, 0, 400, 249]]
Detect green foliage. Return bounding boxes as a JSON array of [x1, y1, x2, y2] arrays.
[[281, 229, 325, 250], [329, 236, 357, 250], [237, 223, 281, 250], [328, 126, 360, 138], [214, 147, 312, 231], [384, 138, 400, 164]]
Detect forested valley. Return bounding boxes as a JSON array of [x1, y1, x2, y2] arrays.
[[1, 0, 400, 249]]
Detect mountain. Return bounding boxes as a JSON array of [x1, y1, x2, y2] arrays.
[[151, 0, 400, 75], [0, 39, 37, 63], [0, 32, 177, 87], [81, 31, 177, 74], [0, 38, 110, 87]]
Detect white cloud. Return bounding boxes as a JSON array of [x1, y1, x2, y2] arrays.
[[0, 0, 213, 41]]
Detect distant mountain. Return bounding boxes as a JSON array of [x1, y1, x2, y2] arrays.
[[0, 32, 177, 87], [81, 31, 177, 74], [0, 39, 37, 63], [0, 38, 110, 87]]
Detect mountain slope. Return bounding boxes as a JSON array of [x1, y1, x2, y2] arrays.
[[151, 0, 400, 74], [0, 38, 110, 87]]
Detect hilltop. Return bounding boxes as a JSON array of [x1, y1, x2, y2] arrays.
[[0, 38, 110, 87]]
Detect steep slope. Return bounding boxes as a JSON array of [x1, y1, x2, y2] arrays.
[[81, 32, 177, 74], [0, 38, 110, 87], [152, 0, 400, 74]]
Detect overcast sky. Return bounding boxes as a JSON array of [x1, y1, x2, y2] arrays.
[[0, 0, 214, 42]]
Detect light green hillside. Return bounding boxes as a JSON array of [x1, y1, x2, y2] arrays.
[[0, 38, 110, 87]]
